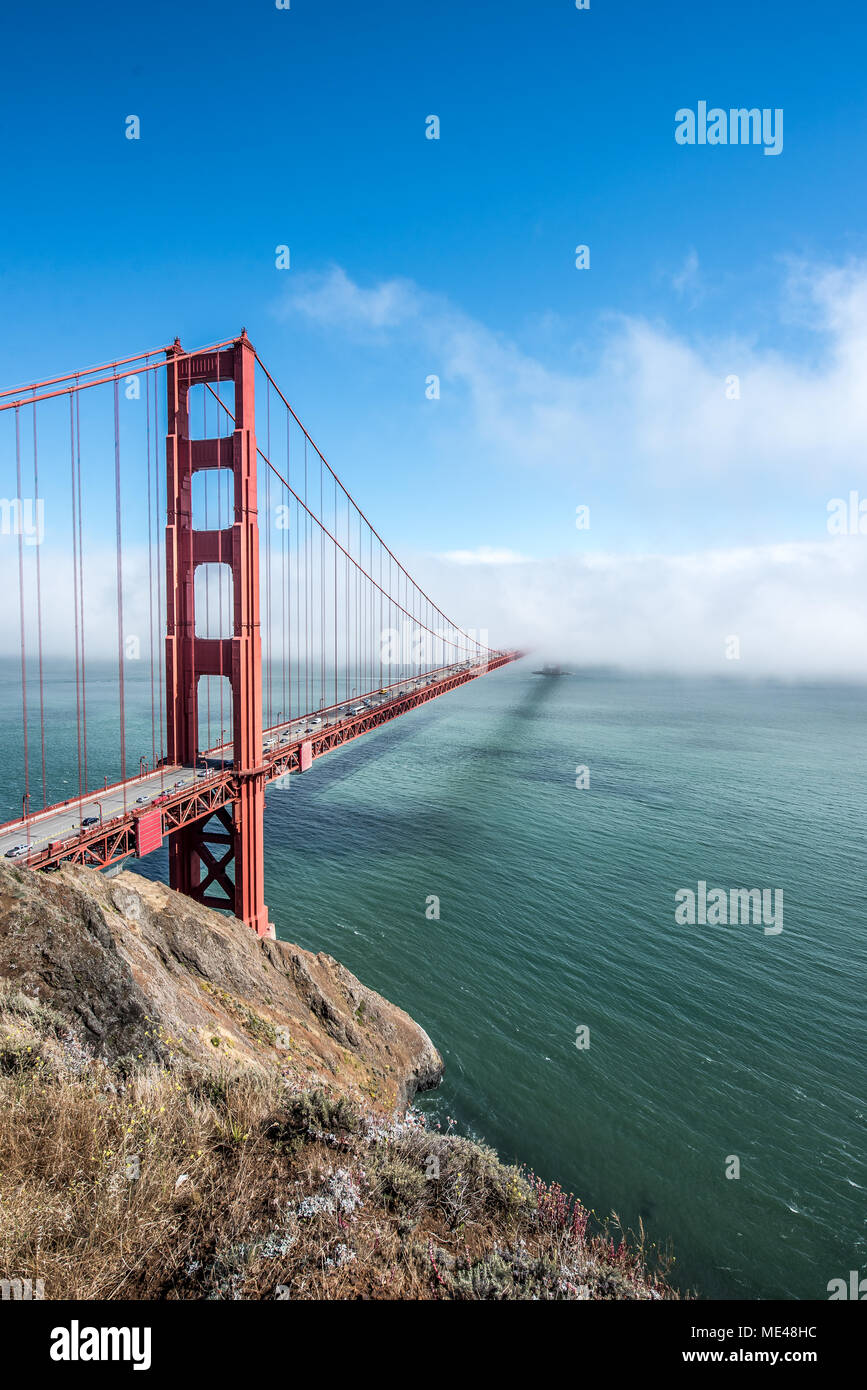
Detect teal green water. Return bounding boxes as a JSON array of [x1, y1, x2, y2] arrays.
[[2, 662, 864, 1298]]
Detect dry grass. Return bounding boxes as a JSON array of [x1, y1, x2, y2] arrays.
[[0, 983, 680, 1300]]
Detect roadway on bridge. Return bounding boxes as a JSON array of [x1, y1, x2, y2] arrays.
[[0, 662, 480, 862], [0, 765, 200, 861]]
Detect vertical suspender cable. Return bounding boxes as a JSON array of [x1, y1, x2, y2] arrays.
[[333, 474, 338, 708], [320, 454, 325, 709], [69, 395, 84, 808], [282, 463, 287, 724], [75, 388, 88, 793], [304, 439, 309, 716], [286, 410, 292, 722], [15, 409, 30, 839], [31, 393, 47, 806], [265, 379, 272, 728], [145, 366, 157, 768], [294, 490, 299, 721], [113, 378, 127, 806]]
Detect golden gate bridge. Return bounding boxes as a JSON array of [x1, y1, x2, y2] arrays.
[[0, 331, 520, 937]]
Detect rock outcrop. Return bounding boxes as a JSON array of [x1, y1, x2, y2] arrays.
[[0, 861, 442, 1110], [0, 862, 681, 1302]]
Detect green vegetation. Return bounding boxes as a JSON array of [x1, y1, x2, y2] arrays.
[[0, 980, 679, 1301]]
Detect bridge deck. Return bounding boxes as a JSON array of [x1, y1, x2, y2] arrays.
[[0, 654, 519, 874]]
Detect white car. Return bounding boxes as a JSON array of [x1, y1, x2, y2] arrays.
[[5, 844, 28, 858]]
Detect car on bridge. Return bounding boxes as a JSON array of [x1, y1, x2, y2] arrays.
[[82, 816, 100, 827], [4, 844, 28, 858]]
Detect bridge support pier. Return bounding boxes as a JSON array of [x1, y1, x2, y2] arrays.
[[164, 333, 274, 938]]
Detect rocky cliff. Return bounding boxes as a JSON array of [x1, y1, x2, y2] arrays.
[[0, 861, 678, 1301], [0, 861, 441, 1110]]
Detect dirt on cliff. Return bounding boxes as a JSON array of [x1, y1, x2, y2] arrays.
[[0, 860, 442, 1110]]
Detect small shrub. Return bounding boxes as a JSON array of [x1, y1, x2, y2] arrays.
[[371, 1153, 426, 1214], [269, 1088, 360, 1143]]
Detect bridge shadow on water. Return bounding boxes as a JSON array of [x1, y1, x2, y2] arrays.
[[265, 674, 557, 863], [267, 714, 451, 861]]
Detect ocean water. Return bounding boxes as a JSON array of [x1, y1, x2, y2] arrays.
[[2, 661, 864, 1299]]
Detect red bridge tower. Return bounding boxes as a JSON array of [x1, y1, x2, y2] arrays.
[[164, 332, 273, 937]]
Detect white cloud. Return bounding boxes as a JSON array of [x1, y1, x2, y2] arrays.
[[279, 260, 867, 487], [415, 538, 867, 678], [267, 262, 867, 676], [4, 532, 866, 678], [438, 546, 530, 566], [669, 248, 705, 306], [278, 265, 420, 335]]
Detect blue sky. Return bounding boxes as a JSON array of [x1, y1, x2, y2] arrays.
[[2, 0, 867, 671]]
